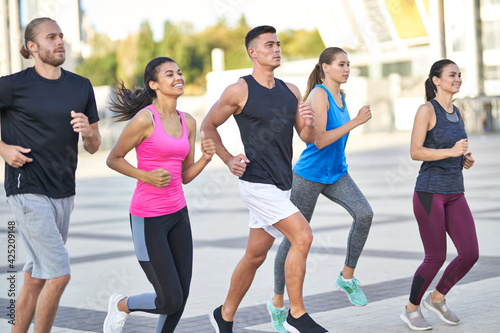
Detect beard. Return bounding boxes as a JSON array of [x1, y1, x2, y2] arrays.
[[38, 47, 65, 67]]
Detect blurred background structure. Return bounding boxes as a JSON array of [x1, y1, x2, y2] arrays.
[[1, 0, 500, 149]]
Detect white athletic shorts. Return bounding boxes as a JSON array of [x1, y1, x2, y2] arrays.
[[238, 180, 299, 238]]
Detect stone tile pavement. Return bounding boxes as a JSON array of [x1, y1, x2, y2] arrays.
[[0, 132, 499, 332]]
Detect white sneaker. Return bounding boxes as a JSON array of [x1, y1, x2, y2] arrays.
[[103, 292, 129, 333]]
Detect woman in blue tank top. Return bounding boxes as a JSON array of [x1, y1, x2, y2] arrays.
[[400, 59, 478, 331], [268, 47, 374, 330]]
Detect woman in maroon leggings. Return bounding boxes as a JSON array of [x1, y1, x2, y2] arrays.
[[400, 59, 479, 331]]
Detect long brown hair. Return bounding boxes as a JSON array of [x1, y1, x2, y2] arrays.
[[109, 57, 177, 122], [304, 47, 347, 101]]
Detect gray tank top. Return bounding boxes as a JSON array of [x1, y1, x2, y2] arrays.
[[234, 75, 298, 190], [415, 99, 467, 194]]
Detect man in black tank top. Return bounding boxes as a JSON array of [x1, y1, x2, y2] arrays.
[[202, 26, 328, 333]]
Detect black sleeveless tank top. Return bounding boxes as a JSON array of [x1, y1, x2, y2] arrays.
[[234, 75, 298, 190], [415, 99, 467, 194]]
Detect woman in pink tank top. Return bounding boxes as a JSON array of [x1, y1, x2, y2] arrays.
[[104, 57, 215, 333]]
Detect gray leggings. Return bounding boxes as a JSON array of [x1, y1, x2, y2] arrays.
[[274, 172, 373, 295]]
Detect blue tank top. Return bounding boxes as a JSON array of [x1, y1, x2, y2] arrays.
[[234, 75, 298, 190], [414, 99, 467, 194], [293, 84, 350, 184]]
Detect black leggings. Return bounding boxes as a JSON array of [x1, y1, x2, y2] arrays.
[[128, 206, 193, 333]]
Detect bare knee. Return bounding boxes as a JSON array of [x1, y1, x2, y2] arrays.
[[244, 251, 267, 269], [23, 274, 46, 293], [56, 274, 71, 286], [290, 231, 313, 254], [46, 274, 71, 294]]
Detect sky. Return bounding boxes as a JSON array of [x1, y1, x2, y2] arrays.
[[80, 0, 316, 40]]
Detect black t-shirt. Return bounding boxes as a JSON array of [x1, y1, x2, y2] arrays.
[[234, 75, 298, 191], [0, 67, 99, 198]]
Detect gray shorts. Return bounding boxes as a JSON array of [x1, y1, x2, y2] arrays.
[[7, 193, 74, 279]]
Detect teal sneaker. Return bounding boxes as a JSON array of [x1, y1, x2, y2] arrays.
[[335, 273, 368, 306], [267, 300, 288, 332]]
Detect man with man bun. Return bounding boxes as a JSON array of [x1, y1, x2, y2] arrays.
[[0, 17, 101, 332]]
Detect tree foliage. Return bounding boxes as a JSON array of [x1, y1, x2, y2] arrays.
[[278, 28, 325, 60], [75, 33, 118, 86], [115, 33, 139, 88], [76, 16, 324, 93], [134, 21, 156, 87]]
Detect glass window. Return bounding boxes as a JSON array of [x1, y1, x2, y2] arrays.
[[354, 66, 369, 77], [483, 0, 500, 6], [485, 65, 500, 80], [483, 20, 500, 50], [382, 61, 412, 77]]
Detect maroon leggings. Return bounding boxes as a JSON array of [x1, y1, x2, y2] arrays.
[[409, 191, 479, 305]]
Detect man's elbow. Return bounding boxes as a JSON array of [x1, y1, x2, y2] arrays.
[[85, 147, 99, 155], [303, 138, 315, 145], [84, 138, 102, 154], [301, 132, 317, 146]]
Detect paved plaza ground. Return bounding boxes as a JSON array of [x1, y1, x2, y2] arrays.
[[1, 131, 499, 332]]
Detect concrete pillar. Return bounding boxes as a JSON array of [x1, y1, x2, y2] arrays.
[[8, 0, 21, 73], [429, 0, 446, 60], [0, 0, 10, 75], [72, 0, 82, 55], [211, 48, 225, 72], [464, 0, 484, 97], [472, 0, 484, 96], [369, 63, 382, 79]]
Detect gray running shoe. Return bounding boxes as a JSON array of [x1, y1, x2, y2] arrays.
[[423, 293, 460, 325], [400, 306, 432, 331]]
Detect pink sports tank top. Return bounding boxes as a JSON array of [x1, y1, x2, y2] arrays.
[[129, 105, 190, 217]]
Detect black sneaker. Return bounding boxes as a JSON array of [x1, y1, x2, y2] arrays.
[[283, 310, 328, 333], [209, 305, 233, 333]]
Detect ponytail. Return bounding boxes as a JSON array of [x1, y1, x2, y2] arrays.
[[109, 57, 176, 122], [304, 62, 323, 101], [303, 47, 347, 101], [20, 45, 31, 59], [109, 81, 154, 122], [424, 78, 437, 102], [425, 59, 457, 101], [20, 17, 56, 59]]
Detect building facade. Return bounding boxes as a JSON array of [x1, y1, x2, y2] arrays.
[[0, 0, 84, 76], [303, 0, 500, 132]]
